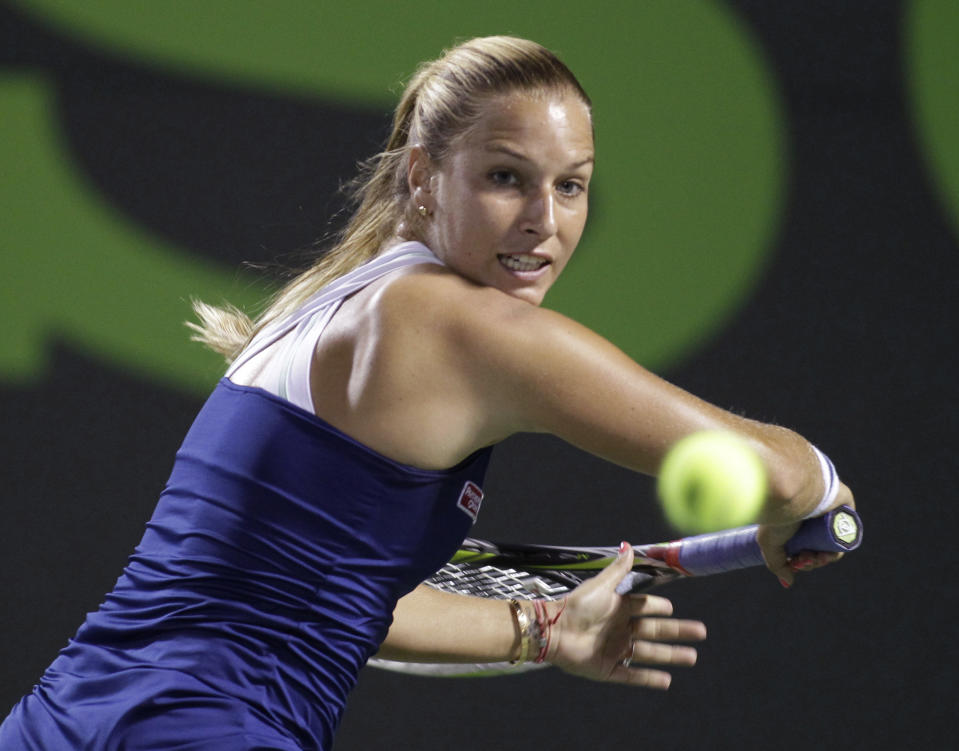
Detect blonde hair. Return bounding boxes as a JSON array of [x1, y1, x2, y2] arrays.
[[189, 36, 592, 360]]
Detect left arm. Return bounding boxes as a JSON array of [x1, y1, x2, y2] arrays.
[[377, 584, 519, 664], [377, 547, 707, 689]]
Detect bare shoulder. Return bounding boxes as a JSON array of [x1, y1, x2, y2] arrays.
[[374, 264, 511, 320], [371, 264, 632, 440], [374, 264, 577, 349], [311, 265, 556, 466]]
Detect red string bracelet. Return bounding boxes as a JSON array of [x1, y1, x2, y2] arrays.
[[533, 598, 567, 664]]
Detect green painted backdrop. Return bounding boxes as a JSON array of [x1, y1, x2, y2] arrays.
[[3, 0, 784, 393], [1, 1, 956, 748]]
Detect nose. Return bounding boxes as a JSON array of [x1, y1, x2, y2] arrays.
[[520, 188, 557, 238]]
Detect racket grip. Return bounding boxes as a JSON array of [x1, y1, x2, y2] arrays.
[[676, 505, 862, 576]]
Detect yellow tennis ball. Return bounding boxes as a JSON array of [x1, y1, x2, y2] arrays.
[[657, 431, 767, 534]]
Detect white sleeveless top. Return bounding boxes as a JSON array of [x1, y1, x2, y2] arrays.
[[226, 241, 443, 413]]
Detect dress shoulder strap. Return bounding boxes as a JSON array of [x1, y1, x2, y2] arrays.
[[226, 241, 442, 411]]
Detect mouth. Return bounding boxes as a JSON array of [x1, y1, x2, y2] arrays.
[[497, 253, 550, 274]]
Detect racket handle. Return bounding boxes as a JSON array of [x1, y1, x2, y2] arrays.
[[674, 505, 862, 577]]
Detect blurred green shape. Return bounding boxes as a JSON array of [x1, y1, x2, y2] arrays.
[[9, 0, 784, 376], [906, 0, 959, 241], [0, 75, 266, 394]]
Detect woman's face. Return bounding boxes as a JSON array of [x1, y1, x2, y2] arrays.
[[417, 90, 594, 306]]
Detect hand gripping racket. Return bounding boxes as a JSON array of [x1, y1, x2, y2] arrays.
[[368, 505, 861, 676]]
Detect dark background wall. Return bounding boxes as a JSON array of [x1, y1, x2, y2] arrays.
[[1, 1, 955, 748]]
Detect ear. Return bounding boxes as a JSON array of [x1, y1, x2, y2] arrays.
[[407, 144, 436, 212]]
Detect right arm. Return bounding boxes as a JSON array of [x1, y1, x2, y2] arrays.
[[438, 283, 855, 583], [415, 274, 839, 519], [344, 269, 853, 580]]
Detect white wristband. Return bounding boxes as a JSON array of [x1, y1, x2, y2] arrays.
[[806, 445, 840, 518]]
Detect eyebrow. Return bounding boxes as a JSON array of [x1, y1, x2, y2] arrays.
[[485, 143, 594, 170]]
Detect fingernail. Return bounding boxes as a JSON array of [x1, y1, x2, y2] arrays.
[[619, 541, 630, 555], [779, 577, 792, 589]]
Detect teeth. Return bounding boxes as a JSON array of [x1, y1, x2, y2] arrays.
[[498, 254, 548, 272]]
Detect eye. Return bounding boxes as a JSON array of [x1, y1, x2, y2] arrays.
[[489, 169, 519, 187], [557, 179, 586, 197]]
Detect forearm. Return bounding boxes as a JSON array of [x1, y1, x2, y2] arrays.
[[508, 332, 828, 522], [377, 584, 522, 663]]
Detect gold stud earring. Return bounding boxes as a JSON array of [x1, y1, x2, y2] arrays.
[[417, 205, 428, 217]]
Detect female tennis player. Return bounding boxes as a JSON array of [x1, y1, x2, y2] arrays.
[[1, 36, 852, 750]]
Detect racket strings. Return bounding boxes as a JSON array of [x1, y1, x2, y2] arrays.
[[427, 562, 574, 600]]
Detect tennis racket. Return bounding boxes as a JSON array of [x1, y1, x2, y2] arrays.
[[368, 505, 861, 676]]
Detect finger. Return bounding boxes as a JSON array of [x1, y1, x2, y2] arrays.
[[629, 637, 699, 667], [598, 541, 635, 589], [611, 663, 673, 690], [773, 565, 794, 588], [764, 545, 792, 585], [757, 523, 797, 589], [633, 617, 708, 643], [789, 550, 842, 572], [762, 543, 794, 588], [625, 594, 673, 618]]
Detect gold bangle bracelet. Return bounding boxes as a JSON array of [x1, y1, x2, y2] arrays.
[[508, 599, 531, 664]]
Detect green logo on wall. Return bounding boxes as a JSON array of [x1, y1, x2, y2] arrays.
[[907, 0, 959, 241], [4, 0, 785, 394]]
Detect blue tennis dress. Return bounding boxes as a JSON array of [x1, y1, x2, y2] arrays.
[[1, 244, 492, 750]]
